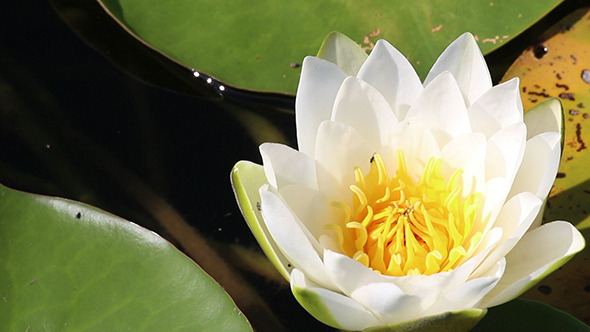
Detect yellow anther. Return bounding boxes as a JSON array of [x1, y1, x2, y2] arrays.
[[329, 151, 482, 276]]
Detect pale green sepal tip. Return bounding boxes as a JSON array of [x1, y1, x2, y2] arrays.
[[230, 161, 290, 281], [317, 31, 368, 76], [291, 285, 344, 330], [524, 97, 564, 148], [364, 309, 487, 332]]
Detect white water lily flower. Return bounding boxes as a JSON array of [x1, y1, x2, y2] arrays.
[[231, 32, 585, 331]]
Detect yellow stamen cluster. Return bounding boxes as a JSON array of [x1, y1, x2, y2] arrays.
[[329, 151, 483, 276]]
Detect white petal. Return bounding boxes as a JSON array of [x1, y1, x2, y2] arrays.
[[316, 31, 368, 76], [468, 106, 502, 139], [509, 132, 561, 200], [472, 192, 542, 277], [480, 221, 585, 307], [279, 185, 341, 242], [440, 133, 487, 195], [468, 78, 523, 137], [406, 71, 471, 146], [389, 119, 441, 180], [290, 269, 382, 330], [423, 259, 504, 316], [351, 282, 426, 324], [259, 189, 334, 288], [424, 33, 492, 106], [295, 56, 347, 157], [322, 250, 436, 322], [524, 97, 563, 140], [314, 121, 373, 203], [479, 177, 511, 234], [331, 76, 398, 148], [485, 123, 527, 183], [260, 143, 318, 190], [357, 39, 423, 120]]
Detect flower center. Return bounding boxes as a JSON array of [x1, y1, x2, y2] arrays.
[[329, 151, 483, 276]]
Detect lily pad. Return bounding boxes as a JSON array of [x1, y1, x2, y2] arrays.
[[501, 7, 590, 325], [471, 298, 589, 331], [97, 0, 563, 94], [0, 184, 252, 331]]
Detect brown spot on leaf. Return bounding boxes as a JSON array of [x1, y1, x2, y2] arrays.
[[538, 285, 552, 295], [559, 92, 575, 101], [576, 123, 587, 151], [556, 83, 569, 90]]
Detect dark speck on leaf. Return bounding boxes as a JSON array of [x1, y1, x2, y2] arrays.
[[569, 110, 580, 116], [559, 93, 575, 101], [556, 172, 566, 178], [538, 285, 552, 295], [76, 212, 81, 219], [533, 44, 548, 59], [290, 62, 300, 68]]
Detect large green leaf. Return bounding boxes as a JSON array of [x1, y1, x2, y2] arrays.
[[501, 7, 590, 325], [0, 184, 252, 331], [97, 0, 563, 95], [471, 298, 589, 331]]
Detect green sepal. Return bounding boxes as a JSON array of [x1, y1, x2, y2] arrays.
[[523, 97, 565, 150], [230, 161, 291, 281], [316, 31, 368, 76]]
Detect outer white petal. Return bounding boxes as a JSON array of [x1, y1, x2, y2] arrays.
[[472, 192, 542, 277], [509, 132, 561, 201], [314, 121, 373, 203], [440, 132, 487, 195], [406, 71, 471, 146], [259, 188, 334, 288], [480, 221, 585, 307], [316, 31, 368, 76], [357, 39, 423, 120], [422, 259, 504, 316], [279, 185, 341, 243], [352, 282, 426, 324], [331, 76, 398, 148], [260, 143, 318, 190], [290, 269, 382, 331], [424, 33, 492, 106], [468, 78, 523, 137], [295, 56, 347, 157], [484, 123, 527, 183]]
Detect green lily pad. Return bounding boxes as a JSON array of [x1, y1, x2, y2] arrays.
[[501, 7, 590, 325], [471, 298, 589, 331], [97, 0, 563, 95], [0, 184, 252, 331]]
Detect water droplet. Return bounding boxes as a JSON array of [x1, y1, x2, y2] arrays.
[[533, 44, 548, 59]]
